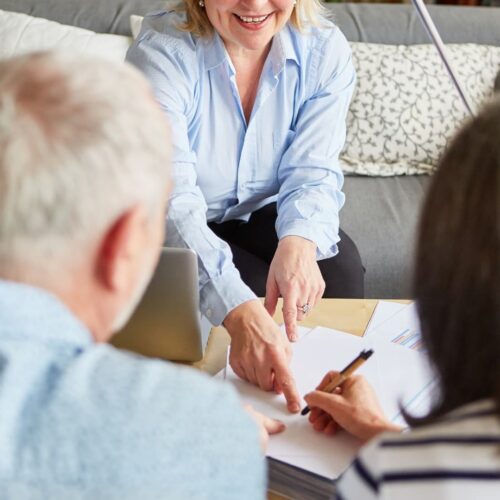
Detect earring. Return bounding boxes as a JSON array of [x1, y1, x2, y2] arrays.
[[199, 0, 205, 7]]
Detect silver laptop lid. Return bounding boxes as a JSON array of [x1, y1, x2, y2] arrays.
[[110, 247, 203, 362]]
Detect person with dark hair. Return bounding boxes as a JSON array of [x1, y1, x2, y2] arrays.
[[303, 97, 500, 498]]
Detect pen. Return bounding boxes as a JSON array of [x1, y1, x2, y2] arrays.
[[301, 349, 374, 416]]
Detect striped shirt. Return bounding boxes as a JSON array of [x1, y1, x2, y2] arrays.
[[337, 400, 500, 500]]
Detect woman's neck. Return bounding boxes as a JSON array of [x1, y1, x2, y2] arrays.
[[225, 43, 272, 123]]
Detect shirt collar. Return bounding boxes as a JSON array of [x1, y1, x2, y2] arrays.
[[203, 31, 229, 71], [0, 279, 93, 348], [269, 24, 299, 76], [203, 23, 299, 74]]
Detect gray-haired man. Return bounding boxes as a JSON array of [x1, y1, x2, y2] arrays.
[[0, 52, 282, 499]]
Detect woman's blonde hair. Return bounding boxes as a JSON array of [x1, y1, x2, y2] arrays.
[[178, 0, 329, 38]]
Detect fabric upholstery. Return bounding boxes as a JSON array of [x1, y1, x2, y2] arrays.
[[0, 0, 166, 36], [341, 43, 500, 176], [342, 175, 430, 298], [0, 9, 131, 61], [0, 1, 499, 46]]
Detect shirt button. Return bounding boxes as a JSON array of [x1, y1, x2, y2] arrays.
[[205, 308, 212, 318]]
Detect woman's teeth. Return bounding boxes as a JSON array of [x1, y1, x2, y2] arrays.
[[236, 14, 269, 24]]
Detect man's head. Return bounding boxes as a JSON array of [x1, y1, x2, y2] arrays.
[[0, 52, 171, 341]]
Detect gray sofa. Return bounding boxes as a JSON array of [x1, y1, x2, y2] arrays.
[[2, 1, 499, 298]]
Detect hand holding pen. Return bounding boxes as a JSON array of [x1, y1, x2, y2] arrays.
[[301, 349, 374, 416], [303, 350, 403, 442]]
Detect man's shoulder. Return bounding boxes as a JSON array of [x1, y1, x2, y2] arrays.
[[67, 344, 239, 416], [7, 344, 264, 496]]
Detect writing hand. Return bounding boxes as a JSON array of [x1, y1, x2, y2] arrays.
[[304, 372, 402, 443]]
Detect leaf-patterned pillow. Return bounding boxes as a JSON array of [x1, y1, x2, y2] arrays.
[[340, 43, 500, 176]]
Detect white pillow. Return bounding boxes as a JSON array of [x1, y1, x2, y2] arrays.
[[130, 15, 144, 40], [0, 9, 132, 62], [341, 42, 500, 176]]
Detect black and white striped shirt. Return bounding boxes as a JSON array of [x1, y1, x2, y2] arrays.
[[337, 400, 500, 500]]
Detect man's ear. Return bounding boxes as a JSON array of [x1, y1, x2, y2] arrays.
[[95, 205, 147, 292]]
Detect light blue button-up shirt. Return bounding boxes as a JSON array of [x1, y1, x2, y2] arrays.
[[0, 280, 265, 499], [127, 10, 355, 325]]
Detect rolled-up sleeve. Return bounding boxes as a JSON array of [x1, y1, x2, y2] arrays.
[[276, 29, 356, 259], [126, 28, 256, 325]]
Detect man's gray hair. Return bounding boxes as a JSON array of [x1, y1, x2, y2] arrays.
[[0, 52, 170, 272]]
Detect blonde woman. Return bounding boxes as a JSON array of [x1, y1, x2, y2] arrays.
[[127, 0, 362, 413]]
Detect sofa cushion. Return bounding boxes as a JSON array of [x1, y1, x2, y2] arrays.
[[0, 0, 166, 36], [329, 3, 500, 46], [340, 42, 500, 176], [341, 175, 430, 298], [1, 2, 500, 45], [0, 10, 131, 61]]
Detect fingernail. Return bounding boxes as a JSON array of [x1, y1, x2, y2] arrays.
[[291, 334, 298, 342], [290, 403, 300, 413]]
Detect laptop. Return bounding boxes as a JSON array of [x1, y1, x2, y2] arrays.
[[110, 247, 204, 362]]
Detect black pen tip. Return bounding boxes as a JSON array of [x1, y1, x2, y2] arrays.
[[361, 349, 374, 359], [301, 406, 310, 416]]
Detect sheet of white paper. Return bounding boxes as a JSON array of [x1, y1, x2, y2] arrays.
[[364, 301, 409, 336], [224, 325, 435, 479], [361, 335, 435, 423], [225, 327, 378, 479], [365, 302, 424, 352]]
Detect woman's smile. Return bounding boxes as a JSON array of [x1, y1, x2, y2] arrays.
[[205, 0, 294, 54], [233, 12, 273, 30]]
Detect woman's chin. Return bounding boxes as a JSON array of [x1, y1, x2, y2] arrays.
[[226, 16, 279, 52], [230, 31, 275, 52]]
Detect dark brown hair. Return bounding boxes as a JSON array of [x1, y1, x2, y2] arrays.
[[407, 97, 500, 426]]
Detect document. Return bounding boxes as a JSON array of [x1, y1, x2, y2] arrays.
[[223, 325, 435, 481], [364, 300, 408, 336], [365, 302, 424, 352], [227, 328, 369, 479]]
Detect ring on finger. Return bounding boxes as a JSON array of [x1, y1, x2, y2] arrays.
[[298, 302, 311, 315]]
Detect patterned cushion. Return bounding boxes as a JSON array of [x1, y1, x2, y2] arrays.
[[340, 43, 500, 176]]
